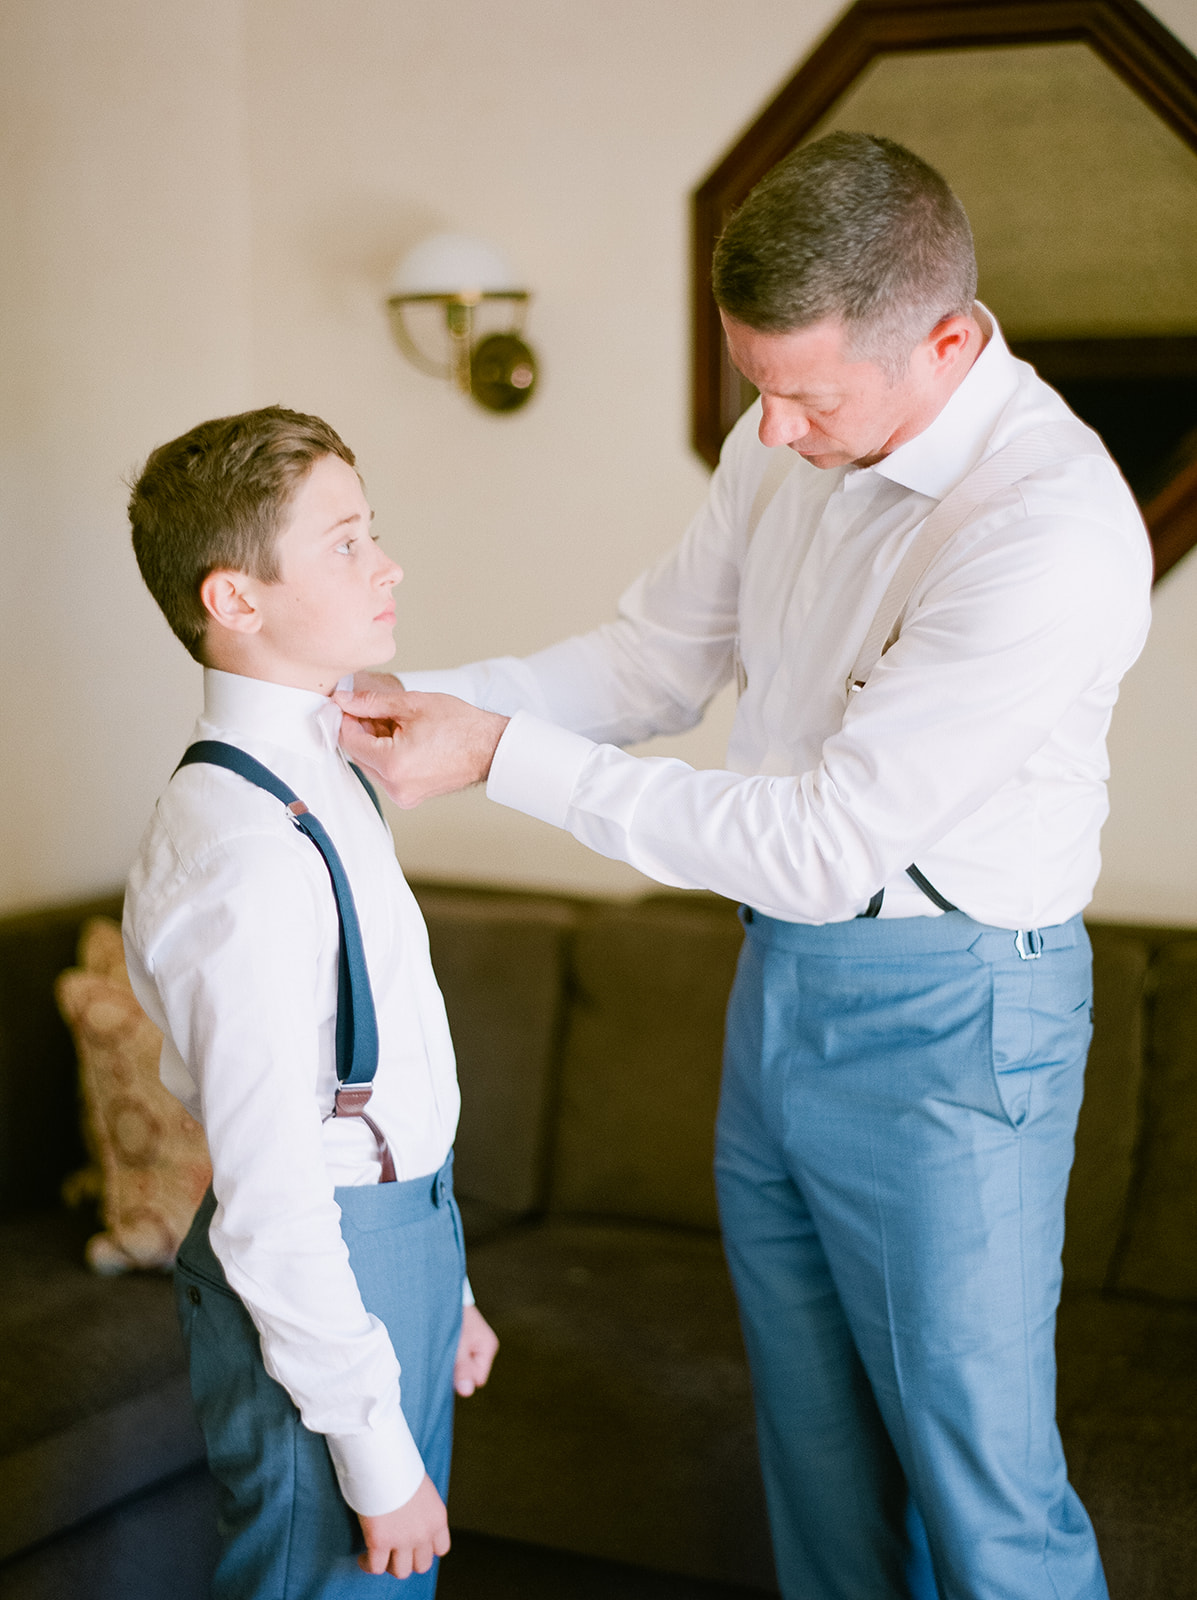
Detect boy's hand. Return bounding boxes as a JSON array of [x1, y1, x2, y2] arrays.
[[335, 681, 508, 809], [455, 1305, 499, 1397], [357, 1475, 450, 1580]]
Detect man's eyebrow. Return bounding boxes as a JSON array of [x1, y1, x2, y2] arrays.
[[773, 385, 840, 402]]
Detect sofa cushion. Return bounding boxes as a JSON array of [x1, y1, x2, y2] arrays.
[[1062, 927, 1150, 1291], [451, 1216, 775, 1592], [55, 918, 211, 1273], [1113, 937, 1197, 1302], [416, 886, 575, 1221], [0, 1208, 202, 1559], [1057, 1288, 1197, 1598], [550, 895, 743, 1230]]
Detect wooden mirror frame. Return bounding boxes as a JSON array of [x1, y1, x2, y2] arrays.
[[692, 0, 1197, 579]]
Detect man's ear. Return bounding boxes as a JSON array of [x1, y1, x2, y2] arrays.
[[199, 569, 263, 636], [924, 312, 978, 373]]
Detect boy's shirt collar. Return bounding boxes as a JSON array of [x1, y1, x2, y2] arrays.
[[202, 667, 343, 758]]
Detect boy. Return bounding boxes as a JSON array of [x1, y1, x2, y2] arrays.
[[122, 406, 497, 1598]]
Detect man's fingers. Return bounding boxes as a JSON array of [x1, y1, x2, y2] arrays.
[[334, 691, 391, 719], [337, 718, 390, 763], [334, 686, 414, 717]]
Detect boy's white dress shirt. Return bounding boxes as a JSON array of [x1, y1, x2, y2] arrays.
[[404, 312, 1153, 929], [124, 669, 460, 1516]]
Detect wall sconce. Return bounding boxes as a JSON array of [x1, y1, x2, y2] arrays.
[[386, 234, 538, 413]]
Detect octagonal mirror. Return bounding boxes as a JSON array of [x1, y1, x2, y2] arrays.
[[693, 0, 1197, 578]]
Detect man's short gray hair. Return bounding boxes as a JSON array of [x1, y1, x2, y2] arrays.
[[712, 132, 978, 378]]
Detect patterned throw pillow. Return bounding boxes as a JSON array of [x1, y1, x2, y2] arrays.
[[55, 917, 211, 1273]]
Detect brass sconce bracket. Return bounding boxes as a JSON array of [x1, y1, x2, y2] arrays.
[[387, 259, 538, 413]]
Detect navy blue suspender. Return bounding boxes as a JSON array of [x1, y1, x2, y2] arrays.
[[175, 741, 396, 1181], [860, 866, 959, 920]]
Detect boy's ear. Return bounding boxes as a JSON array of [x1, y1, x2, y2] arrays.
[[199, 570, 263, 636]]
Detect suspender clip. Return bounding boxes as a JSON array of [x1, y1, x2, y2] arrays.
[[1015, 928, 1043, 961], [331, 1084, 373, 1115]]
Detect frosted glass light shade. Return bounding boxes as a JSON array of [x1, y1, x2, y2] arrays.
[[388, 234, 520, 299]]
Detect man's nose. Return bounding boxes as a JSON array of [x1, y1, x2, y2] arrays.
[[758, 398, 811, 449]]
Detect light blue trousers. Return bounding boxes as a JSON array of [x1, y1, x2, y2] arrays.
[[715, 909, 1106, 1600], [174, 1156, 464, 1600]]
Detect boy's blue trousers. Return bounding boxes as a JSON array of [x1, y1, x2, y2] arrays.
[[716, 908, 1107, 1600], [174, 1155, 463, 1600]]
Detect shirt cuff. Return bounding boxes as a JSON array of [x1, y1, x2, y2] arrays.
[[486, 711, 595, 829], [462, 1274, 476, 1308], [326, 1394, 426, 1517]]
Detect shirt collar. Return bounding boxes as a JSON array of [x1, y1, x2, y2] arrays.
[[202, 668, 343, 758], [866, 304, 1022, 501]]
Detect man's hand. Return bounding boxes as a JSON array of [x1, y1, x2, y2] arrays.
[[454, 1304, 499, 1397], [357, 1474, 450, 1580], [335, 679, 509, 810]]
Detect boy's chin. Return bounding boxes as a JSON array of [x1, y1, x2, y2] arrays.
[[345, 639, 398, 676]]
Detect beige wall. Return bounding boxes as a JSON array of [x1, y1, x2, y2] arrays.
[[1, 0, 1195, 922], [0, 0, 254, 909]]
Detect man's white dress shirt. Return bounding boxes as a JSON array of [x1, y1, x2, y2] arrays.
[[405, 314, 1152, 928], [124, 669, 460, 1516]]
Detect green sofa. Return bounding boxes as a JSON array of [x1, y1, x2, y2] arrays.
[[0, 887, 1194, 1597]]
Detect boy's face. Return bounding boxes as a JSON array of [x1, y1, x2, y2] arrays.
[[249, 454, 402, 693]]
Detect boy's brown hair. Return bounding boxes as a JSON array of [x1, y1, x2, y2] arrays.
[[128, 406, 355, 662]]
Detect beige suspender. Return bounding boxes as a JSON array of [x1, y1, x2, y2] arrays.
[[845, 419, 1103, 697], [738, 418, 1104, 701]]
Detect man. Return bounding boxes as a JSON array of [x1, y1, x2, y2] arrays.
[[338, 134, 1152, 1599]]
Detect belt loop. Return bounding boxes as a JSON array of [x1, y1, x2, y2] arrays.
[[1015, 928, 1043, 961]]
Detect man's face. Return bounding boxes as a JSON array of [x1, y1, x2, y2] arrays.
[[252, 453, 403, 693], [721, 313, 934, 470]]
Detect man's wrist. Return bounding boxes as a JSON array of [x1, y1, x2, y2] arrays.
[[477, 712, 510, 782]]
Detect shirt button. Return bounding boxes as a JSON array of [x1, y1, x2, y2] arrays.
[[187, 1285, 202, 1306]]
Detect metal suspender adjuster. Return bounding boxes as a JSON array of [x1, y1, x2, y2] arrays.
[[1015, 928, 1043, 961]]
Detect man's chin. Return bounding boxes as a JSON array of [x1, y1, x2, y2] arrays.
[[791, 446, 847, 469]]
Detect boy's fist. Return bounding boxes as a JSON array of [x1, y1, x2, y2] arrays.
[[358, 1475, 450, 1580], [454, 1304, 499, 1397]]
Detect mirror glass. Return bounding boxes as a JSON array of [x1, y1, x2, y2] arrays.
[[813, 42, 1197, 340]]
